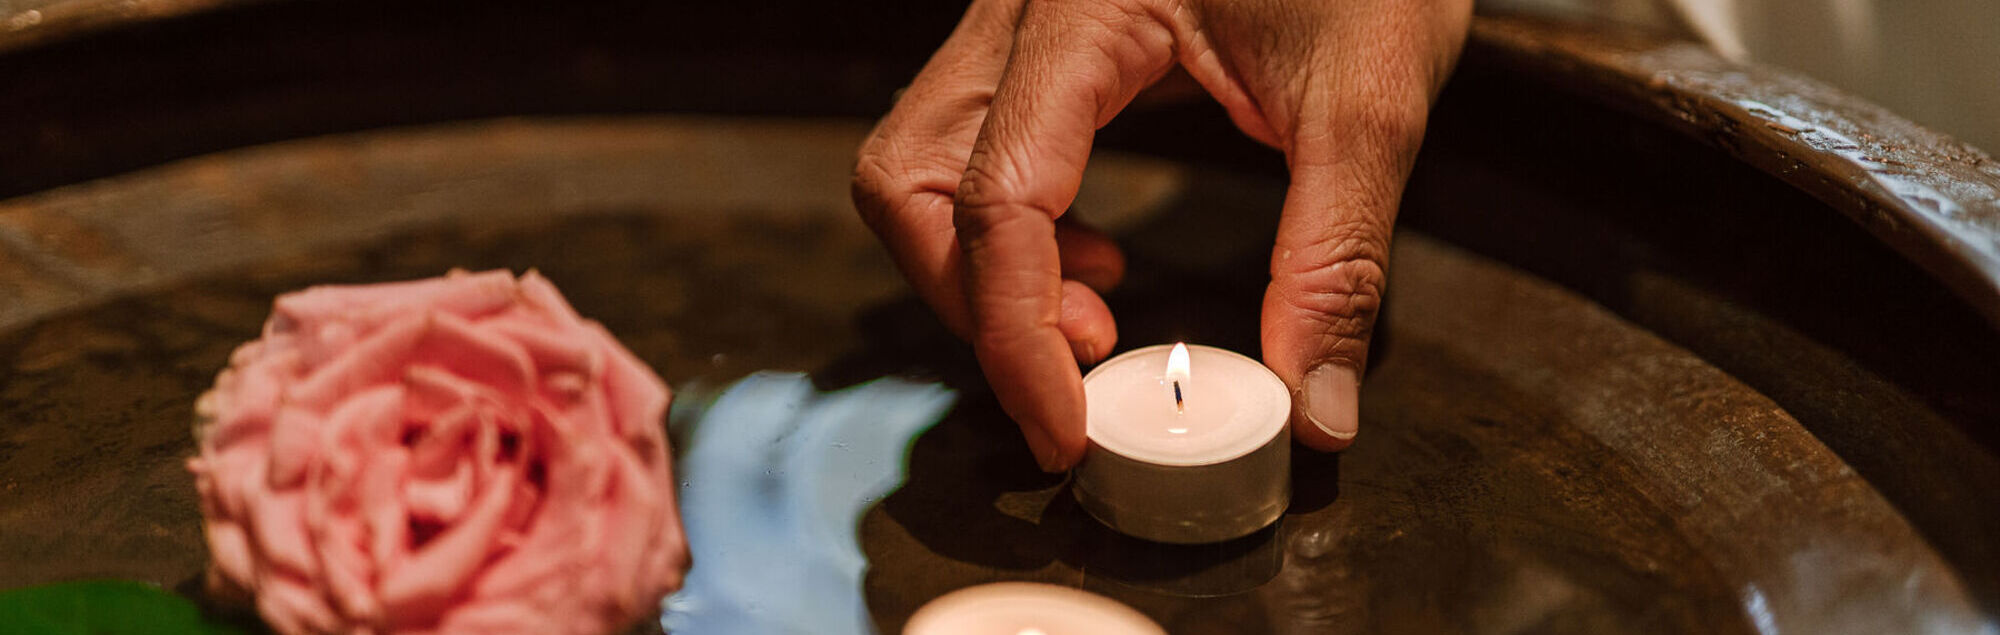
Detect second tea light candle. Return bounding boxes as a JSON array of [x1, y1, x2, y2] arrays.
[[1074, 343, 1291, 544]]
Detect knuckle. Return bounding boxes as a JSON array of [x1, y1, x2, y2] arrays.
[[952, 194, 1048, 247], [855, 136, 966, 233], [850, 144, 889, 197], [1346, 92, 1430, 155], [1295, 96, 1430, 174], [953, 157, 1046, 222], [1290, 259, 1385, 328], [956, 146, 1069, 225], [1276, 215, 1387, 276], [953, 155, 998, 210], [849, 148, 900, 230], [1274, 226, 1387, 341]]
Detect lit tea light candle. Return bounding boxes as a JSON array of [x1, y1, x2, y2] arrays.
[[1073, 343, 1291, 543], [902, 582, 1165, 635]]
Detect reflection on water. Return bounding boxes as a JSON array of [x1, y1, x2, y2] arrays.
[[662, 373, 956, 635], [1053, 500, 1285, 598], [657, 368, 1292, 635]]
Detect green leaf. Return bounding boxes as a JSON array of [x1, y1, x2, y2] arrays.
[[0, 580, 250, 635]]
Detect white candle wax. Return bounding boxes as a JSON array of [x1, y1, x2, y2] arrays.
[[1085, 343, 1290, 466], [903, 582, 1165, 635], [1074, 343, 1292, 543]]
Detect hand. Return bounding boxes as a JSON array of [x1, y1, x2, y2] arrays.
[[853, 0, 1473, 471]]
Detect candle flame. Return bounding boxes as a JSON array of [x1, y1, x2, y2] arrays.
[[1166, 342, 1191, 414], [1167, 342, 1191, 382]]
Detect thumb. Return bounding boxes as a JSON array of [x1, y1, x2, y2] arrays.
[[1262, 117, 1421, 451]]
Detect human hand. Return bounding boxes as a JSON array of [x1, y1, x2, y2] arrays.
[[852, 0, 1473, 471]]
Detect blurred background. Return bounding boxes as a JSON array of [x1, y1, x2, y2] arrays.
[[1495, 0, 2000, 154]]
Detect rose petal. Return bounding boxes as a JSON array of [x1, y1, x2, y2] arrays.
[[207, 447, 264, 520], [316, 513, 379, 623], [291, 315, 428, 412], [403, 365, 504, 424], [323, 384, 407, 455], [205, 349, 301, 452], [483, 315, 598, 376], [592, 326, 667, 441], [204, 520, 256, 588], [435, 600, 560, 635], [295, 320, 360, 367], [501, 476, 540, 537], [638, 445, 689, 597], [599, 450, 660, 612], [365, 449, 412, 568], [409, 269, 521, 319], [542, 371, 588, 405], [534, 405, 604, 504], [472, 410, 507, 487], [410, 313, 535, 398], [404, 460, 473, 523], [380, 467, 518, 622], [256, 574, 342, 635], [515, 270, 582, 326], [320, 447, 362, 507], [469, 415, 584, 601], [249, 489, 318, 579], [558, 369, 614, 444], [211, 363, 281, 450], [465, 479, 568, 603], [321, 387, 404, 519], [273, 269, 516, 333], [649, 508, 690, 596], [228, 340, 265, 367], [408, 403, 476, 478], [266, 407, 319, 490], [467, 533, 566, 603]]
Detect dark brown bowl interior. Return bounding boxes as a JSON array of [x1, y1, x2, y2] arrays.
[[1, 1, 1996, 633]]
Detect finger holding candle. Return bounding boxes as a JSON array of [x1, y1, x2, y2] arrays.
[[1058, 280, 1118, 365], [950, 0, 1188, 472], [956, 202, 1092, 472], [1054, 216, 1127, 295]]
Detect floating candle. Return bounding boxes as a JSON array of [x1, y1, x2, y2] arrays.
[[902, 582, 1165, 635], [1073, 343, 1291, 543]]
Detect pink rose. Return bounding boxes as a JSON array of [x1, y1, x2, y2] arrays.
[[189, 270, 688, 634]]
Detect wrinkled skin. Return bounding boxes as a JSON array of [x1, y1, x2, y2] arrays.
[[190, 270, 688, 634], [852, 0, 1474, 470]]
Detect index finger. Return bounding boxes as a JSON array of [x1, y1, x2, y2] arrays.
[[955, 0, 1178, 471]]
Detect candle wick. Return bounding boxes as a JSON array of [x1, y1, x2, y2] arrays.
[[1173, 380, 1184, 414]]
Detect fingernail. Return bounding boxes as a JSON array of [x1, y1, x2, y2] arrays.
[[1020, 423, 1065, 473], [1069, 338, 1098, 365], [1034, 445, 1072, 473], [1301, 364, 1359, 440], [1041, 445, 1071, 473]]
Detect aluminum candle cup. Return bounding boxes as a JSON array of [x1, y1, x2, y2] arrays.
[[1073, 343, 1292, 544], [902, 582, 1165, 635]]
